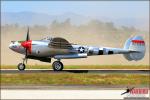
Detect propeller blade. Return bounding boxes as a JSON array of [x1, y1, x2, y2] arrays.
[[26, 27, 30, 41]]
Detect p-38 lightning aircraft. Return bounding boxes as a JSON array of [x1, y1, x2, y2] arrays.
[[9, 28, 146, 71]]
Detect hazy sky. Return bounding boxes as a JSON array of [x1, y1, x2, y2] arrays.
[[2, 1, 149, 19]]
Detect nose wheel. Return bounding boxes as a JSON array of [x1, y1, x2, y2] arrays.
[[17, 58, 26, 71], [17, 63, 26, 71], [52, 61, 63, 71]]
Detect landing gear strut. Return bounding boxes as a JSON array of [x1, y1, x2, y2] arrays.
[[52, 61, 63, 71], [17, 58, 26, 71]]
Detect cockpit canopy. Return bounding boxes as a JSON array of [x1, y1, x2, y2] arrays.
[[41, 36, 52, 41]]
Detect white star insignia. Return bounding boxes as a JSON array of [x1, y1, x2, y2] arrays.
[[78, 47, 85, 53]]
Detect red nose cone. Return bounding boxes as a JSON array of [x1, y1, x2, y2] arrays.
[[21, 40, 32, 53]]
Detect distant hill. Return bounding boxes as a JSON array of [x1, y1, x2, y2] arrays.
[[1, 12, 149, 31]]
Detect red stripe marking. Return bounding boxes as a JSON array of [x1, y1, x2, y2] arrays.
[[132, 40, 145, 44]]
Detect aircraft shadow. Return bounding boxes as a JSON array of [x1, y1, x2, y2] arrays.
[[64, 70, 88, 73]]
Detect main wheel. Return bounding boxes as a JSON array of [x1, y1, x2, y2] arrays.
[[52, 61, 63, 71], [17, 63, 26, 71]]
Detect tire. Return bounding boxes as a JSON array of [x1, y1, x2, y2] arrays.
[[17, 63, 26, 71], [52, 61, 63, 71]]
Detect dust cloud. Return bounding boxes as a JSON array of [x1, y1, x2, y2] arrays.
[[1, 20, 149, 65]]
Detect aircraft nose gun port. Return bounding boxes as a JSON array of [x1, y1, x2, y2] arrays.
[[9, 41, 14, 48]]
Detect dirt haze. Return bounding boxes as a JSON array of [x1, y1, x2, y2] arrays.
[[1, 24, 149, 65]]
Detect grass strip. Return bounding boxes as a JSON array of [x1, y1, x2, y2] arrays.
[[1, 73, 149, 86]]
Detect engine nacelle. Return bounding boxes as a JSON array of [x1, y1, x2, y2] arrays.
[[27, 55, 51, 63]]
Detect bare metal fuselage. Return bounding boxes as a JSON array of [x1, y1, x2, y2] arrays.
[[9, 36, 146, 62]]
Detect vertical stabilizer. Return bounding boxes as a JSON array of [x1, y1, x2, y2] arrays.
[[123, 36, 146, 61]]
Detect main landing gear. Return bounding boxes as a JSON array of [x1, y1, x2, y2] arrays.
[[52, 61, 64, 71]]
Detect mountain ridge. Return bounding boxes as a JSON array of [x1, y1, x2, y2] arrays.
[[1, 12, 148, 31]]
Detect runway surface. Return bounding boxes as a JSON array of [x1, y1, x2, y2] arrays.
[[0, 89, 128, 99], [1, 89, 149, 99], [1, 69, 149, 74]]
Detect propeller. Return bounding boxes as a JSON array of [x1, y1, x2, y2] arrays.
[[25, 27, 29, 61], [21, 27, 32, 63]]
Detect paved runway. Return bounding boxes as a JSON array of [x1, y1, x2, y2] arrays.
[[1, 69, 149, 74], [1, 89, 149, 99], [0, 89, 128, 99]]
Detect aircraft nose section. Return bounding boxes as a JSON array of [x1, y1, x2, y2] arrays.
[[9, 41, 17, 50]]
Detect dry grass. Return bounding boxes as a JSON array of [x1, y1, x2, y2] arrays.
[[1, 73, 149, 86]]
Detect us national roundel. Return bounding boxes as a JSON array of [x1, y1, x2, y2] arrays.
[[78, 46, 85, 53]]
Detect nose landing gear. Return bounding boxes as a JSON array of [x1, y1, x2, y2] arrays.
[[17, 63, 26, 71], [17, 58, 26, 71]]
